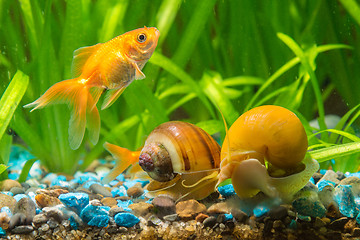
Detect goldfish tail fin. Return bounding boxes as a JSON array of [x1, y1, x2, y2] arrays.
[[102, 142, 141, 184], [24, 79, 101, 150], [24, 79, 78, 111]]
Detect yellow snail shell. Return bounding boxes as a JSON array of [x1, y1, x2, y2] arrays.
[[218, 105, 319, 201]]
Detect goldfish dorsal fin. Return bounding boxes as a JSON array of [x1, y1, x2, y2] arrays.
[[101, 87, 126, 110], [71, 43, 102, 78], [102, 142, 140, 184]]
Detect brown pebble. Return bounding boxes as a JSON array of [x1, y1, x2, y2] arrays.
[[326, 202, 341, 218], [231, 208, 248, 223], [0, 212, 10, 229], [195, 213, 209, 223], [272, 219, 285, 229], [126, 186, 144, 198], [0, 179, 21, 191], [129, 202, 153, 216], [0, 194, 16, 212], [152, 196, 176, 218], [176, 199, 206, 219], [101, 197, 117, 207], [207, 202, 230, 214], [344, 219, 357, 233], [36, 189, 69, 198], [35, 193, 62, 208]]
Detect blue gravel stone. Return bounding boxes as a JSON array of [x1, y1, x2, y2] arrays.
[[346, 172, 360, 178], [108, 180, 119, 187], [334, 185, 359, 218], [111, 186, 127, 197], [13, 194, 28, 202], [309, 177, 315, 185], [1, 191, 13, 196], [116, 174, 125, 182], [80, 204, 110, 224], [123, 179, 149, 189], [0, 226, 6, 237], [114, 212, 140, 227], [1, 207, 12, 217], [217, 184, 236, 197], [224, 214, 233, 221], [73, 172, 99, 184], [36, 208, 42, 214], [50, 175, 70, 188], [319, 169, 327, 175], [117, 199, 133, 212], [8, 173, 19, 180], [59, 193, 89, 214], [69, 216, 79, 230], [27, 191, 37, 205], [253, 205, 270, 217], [316, 180, 336, 192], [88, 215, 109, 227]]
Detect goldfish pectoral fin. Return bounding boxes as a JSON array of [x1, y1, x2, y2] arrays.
[[68, 87, 88, 150], [71, 43, 102, 78], [102, 142, 140, 183], [132, 62, 146, 80], [101, 87, 126, 110]]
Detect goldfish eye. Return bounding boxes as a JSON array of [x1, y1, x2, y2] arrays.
[[137, 33, 147, 43]]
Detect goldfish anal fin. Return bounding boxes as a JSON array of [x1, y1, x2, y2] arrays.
[[102, 142, 140, 184], [71, 43, 102, 78], [101, 87, 126, 110]]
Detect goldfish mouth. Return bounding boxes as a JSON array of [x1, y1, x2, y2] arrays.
[[154, 28, 160, 39]]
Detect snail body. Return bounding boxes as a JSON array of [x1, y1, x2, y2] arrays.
[[218, 105, 319, 200], [103, 121, 221, 201]]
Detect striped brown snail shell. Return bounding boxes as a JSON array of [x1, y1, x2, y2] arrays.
[[218, 105, 319, 200], [102, 121, 221, 201], [139, 121, 221, 182]]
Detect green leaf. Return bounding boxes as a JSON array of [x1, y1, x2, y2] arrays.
[[310, 142, 360, 163], [0, 164, 8, 177], [339, 0, 360, 26], [18, 158, 38, 183], [0, 133, 12, 165], [277, 32, 326, 135], [0, 71, 29, 142]]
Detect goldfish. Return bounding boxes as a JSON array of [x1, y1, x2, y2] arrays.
[[24, 27, 160, 150]]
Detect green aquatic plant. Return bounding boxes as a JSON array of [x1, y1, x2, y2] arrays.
[[1, 1, 360, 174], [0, 71, 29, 179]]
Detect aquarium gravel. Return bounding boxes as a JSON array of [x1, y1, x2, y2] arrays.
[[1, 148, 360, 240]]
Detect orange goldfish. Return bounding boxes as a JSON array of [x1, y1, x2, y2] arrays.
[[24, 27, 160, 150]]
